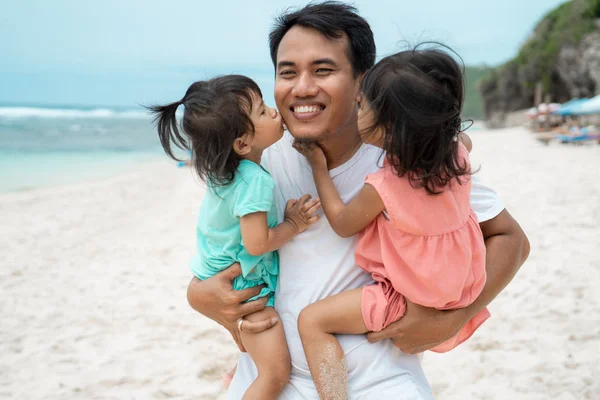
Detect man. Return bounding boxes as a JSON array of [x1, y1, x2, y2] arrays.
[[188, 2, 530, 398]]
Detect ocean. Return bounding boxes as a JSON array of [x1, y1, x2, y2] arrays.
[[0, 104, 486, 193], [0, 105, 172, 192]]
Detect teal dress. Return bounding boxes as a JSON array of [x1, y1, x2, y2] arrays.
[[190, 160, 279, 307]]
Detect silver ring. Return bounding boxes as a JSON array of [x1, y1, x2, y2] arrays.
[[237, 319, 244, 331]]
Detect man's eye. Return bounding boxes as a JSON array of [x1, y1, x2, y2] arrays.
[[279, 70, 295, 76], [316, 68, 333, 74]]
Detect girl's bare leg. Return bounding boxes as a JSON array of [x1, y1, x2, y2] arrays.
[[297, 288, 367, 400], [240, 306, 291, 400]]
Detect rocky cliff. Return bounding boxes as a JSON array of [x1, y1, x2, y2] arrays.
[[479, 0, 600, 127]]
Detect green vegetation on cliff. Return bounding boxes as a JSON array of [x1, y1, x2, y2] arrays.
[[463, 66, 490, 120], [481, 0, 600, 99], [515, 0, 600, 89]]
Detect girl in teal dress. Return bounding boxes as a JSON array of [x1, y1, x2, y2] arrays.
[[148, 75, 320, 399]]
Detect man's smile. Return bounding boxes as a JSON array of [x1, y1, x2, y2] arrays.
[[289, 103, 326, 120]]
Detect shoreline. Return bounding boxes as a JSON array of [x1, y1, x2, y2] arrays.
[[0, 151, 167, 194], [0, 160, 169, 201]]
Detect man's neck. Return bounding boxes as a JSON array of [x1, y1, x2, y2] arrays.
[[318, 128, 362, 170]]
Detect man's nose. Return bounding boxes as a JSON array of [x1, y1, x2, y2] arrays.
[[292, 72, 318, 97]]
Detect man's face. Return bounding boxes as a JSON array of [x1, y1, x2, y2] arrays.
[[274, 26, 360, 142]]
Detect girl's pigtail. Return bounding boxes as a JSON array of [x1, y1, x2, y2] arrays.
[[147, 100, 187, 161]]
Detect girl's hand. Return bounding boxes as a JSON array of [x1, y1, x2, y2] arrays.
[[292, 140, 327, 168], [284, 194, 321, 233]]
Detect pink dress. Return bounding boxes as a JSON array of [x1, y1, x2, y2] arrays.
[[356, 144, 490, 353]]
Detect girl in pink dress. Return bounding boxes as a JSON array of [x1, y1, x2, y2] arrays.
[[294, 47, 489, 400]]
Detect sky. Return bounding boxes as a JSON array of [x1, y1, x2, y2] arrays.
[[0, 0, 567, 108]]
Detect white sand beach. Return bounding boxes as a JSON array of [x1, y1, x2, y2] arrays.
[[1, 127, 599, 399]]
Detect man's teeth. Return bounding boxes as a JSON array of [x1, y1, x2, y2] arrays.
[[294, 105, 322, 113]]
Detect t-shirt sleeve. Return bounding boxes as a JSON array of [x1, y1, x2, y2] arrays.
[[364, 167, 396, 222], [233, 169, 276, 218], [364, 168, 388, 204], [470, 173, 505, 222]]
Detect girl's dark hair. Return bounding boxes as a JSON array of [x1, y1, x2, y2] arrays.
[[269, 1, 376, 77], [360, 45, 471, 195], [147, 75, 261, 186]]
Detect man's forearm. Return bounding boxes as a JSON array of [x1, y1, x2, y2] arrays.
[[466, 209, 530, 320]]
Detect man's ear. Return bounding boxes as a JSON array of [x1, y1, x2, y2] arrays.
[[233, 133, 252, 156], [355, 72, 366, 103]]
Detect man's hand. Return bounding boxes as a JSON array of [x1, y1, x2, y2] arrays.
[[366, 299, 469, 354], [187, 263, 276, 352]]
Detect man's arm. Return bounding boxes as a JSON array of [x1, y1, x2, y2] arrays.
[[366, 208, 530, 353], [459, 132, 473, 152], [461, 208, 530, 320], [187, 264, 276, 352]]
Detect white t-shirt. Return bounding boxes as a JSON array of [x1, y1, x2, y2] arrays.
[[227, 132, 504, 399]]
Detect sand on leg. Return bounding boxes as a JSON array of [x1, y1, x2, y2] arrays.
[[298, 288, 367, 400]]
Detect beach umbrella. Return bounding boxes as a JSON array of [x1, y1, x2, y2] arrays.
[[554, 98, 590, 116], [575, 94, 600, 115], [559, 98, 582, 108]]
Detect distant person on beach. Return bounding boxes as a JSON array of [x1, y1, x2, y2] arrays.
[[177, 151, 192, 168], [187, 2, 530, 398], [293, 47, 490, 399], [149, 75, 320, 399]]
